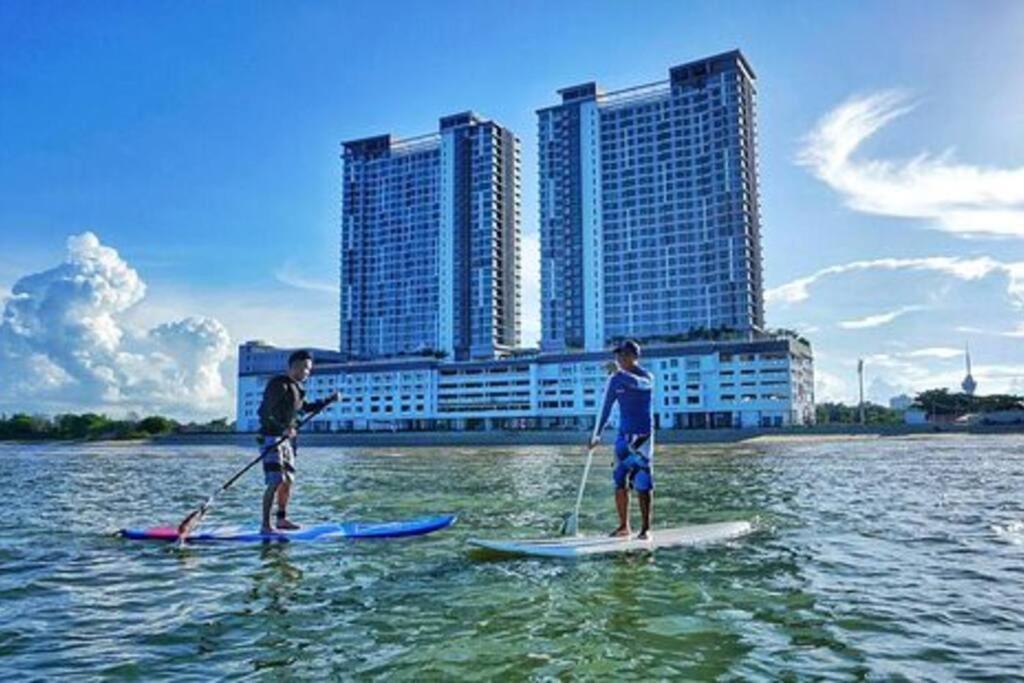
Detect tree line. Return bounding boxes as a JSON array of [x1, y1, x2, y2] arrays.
[[910, 389, 1023, 417], [814, 401, 902, 425], [816, 389, 1024, 425], [0, 413, 234, 441]]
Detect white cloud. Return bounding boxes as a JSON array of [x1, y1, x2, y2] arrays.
[[770, 256, 1024, 403], [123, 284, 337, 351], [766, 256, 1024, 307], [955, 324, 1024, 339], [799, 90, 1024, 238], [862, 347, 965, 367], [0, 232, 232, 418], [813, 366, 850, 404], [904, 347, 964, 359], [838, 305, 925, 329], [274, 261, 338, 295], [840, 348, 1024, 403], [900, 362, 1024, 396], [867, 375, 905, 405]]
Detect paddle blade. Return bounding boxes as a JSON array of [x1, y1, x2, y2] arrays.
[[560, 513, 578, 537], [176, 503, 208, 541]]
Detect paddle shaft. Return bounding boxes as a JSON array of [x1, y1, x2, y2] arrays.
[[220, 404, 328, 493], [571, 444, 596, 524], [177, 398, 335, 538]]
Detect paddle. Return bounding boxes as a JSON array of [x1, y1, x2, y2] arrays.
[[560, 442, 596, 536], [175, 394, 338, 545]]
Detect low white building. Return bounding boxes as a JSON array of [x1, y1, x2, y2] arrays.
[[236, 337, 815, 433]]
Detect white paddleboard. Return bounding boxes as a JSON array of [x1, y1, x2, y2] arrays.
[[468, 520, 753, 558]]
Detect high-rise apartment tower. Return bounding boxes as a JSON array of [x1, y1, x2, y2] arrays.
[[341, 113, 521, 360], [538, 50, 764, 351]]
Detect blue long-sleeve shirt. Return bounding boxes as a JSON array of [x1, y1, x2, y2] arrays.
[[594, 366, 654, 437]]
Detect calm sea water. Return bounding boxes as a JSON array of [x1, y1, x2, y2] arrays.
[[1, 436, 1022, 680]]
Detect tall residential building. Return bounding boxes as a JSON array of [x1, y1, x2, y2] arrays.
[[538, 50, 765, 352], [341, 112, 521, 361]]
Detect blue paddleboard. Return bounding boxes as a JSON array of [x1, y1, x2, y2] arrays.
[[120, 514, 456, 543]]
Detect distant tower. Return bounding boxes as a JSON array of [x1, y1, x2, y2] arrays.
[[961, 343, 977, 396]]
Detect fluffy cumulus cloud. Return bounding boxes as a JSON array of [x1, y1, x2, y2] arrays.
[[811, 363, 851, 404], [798, 90, 1024, 238], [0, 232, 231, 417]]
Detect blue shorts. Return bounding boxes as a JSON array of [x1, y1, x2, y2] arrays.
[[613, 433, 654, 492], [260, 437, 296, 487]]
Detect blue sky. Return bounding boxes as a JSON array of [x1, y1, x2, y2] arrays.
[[2, 1, 1023, 416]]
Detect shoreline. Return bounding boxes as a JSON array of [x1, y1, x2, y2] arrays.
[[147, 423, 1024, 448], [5, 424, 1022, 448]]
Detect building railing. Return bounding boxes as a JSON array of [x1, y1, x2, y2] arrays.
[[390, 132, 442, 154], [597, 79, 672, 110]]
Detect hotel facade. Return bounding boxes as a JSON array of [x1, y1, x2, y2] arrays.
[[236, 51, 815, 433], [236, 336, 815, 432]]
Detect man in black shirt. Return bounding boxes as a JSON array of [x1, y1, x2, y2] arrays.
[[257, 349, 338, 533]]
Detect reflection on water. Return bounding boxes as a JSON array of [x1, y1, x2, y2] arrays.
[[1, 436, 1022, 678]]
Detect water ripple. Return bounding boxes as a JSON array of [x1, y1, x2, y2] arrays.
[[1, 436, 1022, 679]]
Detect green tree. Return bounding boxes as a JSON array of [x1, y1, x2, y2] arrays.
[[137, 415, 176, 435], [205, 418, 233, 432], [814, 401, 900, 425], [0, 414, 52, 439], [912, 389, 1023, 417], [54, 413, 113, 439]]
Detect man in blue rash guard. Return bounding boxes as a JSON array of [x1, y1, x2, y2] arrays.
[[588, 340, 656, 539]]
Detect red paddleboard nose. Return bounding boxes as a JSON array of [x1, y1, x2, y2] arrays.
[[141, 527, 181, 541]]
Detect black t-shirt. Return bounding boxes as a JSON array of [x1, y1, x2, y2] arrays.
[[257, 375, 325, 436]]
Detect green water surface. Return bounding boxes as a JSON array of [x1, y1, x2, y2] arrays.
[[2, 436, 1022, 679]]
